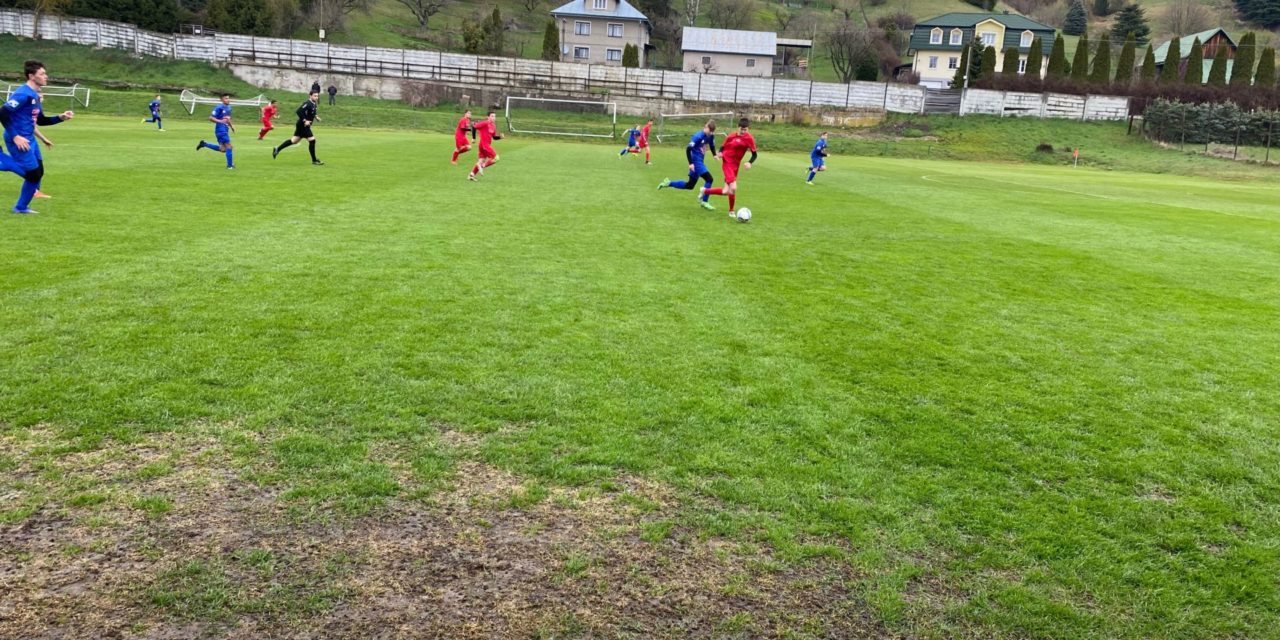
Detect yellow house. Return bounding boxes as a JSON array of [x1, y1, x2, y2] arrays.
[[908, 13, 1055, 88]]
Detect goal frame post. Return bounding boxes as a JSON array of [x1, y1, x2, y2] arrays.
[[656, 111, 735, 143], [504, 95, 618, 139]]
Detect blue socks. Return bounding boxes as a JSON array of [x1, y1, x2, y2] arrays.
[[701, 178, 712, 201], [669, 180, 687, 189], [15, 179, 37, 211], [224, 149, 233, 168], [807, 169, 816, 181], [199, 141, 221, 151]]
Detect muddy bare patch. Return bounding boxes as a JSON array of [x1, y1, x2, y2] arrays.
[[0, 426, 891, 639]]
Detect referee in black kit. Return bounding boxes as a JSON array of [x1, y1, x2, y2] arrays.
[[272, 90, 324, 166]]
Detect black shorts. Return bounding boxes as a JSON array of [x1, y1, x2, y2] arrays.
[[293, 122, 314, 139]]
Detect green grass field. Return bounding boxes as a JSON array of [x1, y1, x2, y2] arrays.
[[1, 113, 1278, 638]]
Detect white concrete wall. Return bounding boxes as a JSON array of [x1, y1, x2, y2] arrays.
[[960, 89, 1129, 120]]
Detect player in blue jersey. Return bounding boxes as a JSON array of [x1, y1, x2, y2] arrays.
[[196, 93, 235, 169], [0, 60, 73, 214], [618, 123, 641, 157], [142, 94, 164, 131], [657, 119, 717, 211], [806, 132, 828, 185]]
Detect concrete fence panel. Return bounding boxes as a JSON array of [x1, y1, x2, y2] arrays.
[[848, 81, 886, 109], [1044, 92, 1086, 119], [736, 77, 772, 104], [62, 17, 100, 46], [175, 35, 215, 62], [328, 44, 366, 73], [366, 46, 404, 67], [99, 21, 137, 50], [216, 34, 254, 61], [136, 32, 174, 58], [810, 81, 847, 107], [771, 79, 809, 105], [1084, 95, 1128, 120], [960, 88, 1004, 116], [1003, 91, 1044, 117], [885, 84, 925, 113], [698, 74, 736, 103]]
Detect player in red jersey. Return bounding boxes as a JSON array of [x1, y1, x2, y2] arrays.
[[451, 109, 472, 164], [636, 117, 652, 164], [701, 117, 757, 218], [467, 110, 503, 181], [257, 100, 278, 140]]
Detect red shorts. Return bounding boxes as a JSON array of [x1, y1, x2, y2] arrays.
[[455, 137, 470, 149], [260, 119, 273, 128], [637, 137, 648, 149], [478, 145, 496, 159], [722, 162, 742, 185]]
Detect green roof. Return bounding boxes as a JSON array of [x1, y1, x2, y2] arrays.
[[1152, 28, 1234, 65], [914, 12, 1054, 31]]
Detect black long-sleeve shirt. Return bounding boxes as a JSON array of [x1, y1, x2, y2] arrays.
[[296, 99, 317, 124]]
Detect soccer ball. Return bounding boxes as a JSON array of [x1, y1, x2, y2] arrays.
[[735, 208, 752, 223]]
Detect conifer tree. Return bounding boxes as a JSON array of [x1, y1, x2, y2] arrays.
[[952, 43, 971, 87], [1047, 35, 1068, 77], [1110, 3, 1150, 45], [1071, 32, 1091, 81], [1089, 36, 1111, 85], [1183, 38, 1204, 85], [541, 20, 559, 61], [980, 44, 997, 77], [1230, 32, 1256, 85], [1207, 44, 1229, 85], [1255, 46, 1277, 87], [1114, 33, 1135, 85], [1002, 45, 1021, 75], [1158, 36, 1182, 83], [1026, 36, 1044, 79], [1140, 45, 1157, 82], [1064, 0, 1087, 36]]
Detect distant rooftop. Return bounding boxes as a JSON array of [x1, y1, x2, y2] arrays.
[[550, 0, 649, 24], [1151, 28, 1234, 65], [681, 27, 776, 56]]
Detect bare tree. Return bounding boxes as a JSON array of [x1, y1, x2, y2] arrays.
[[396, 0, 449, 30], [1161, 0, 1213, 37], [32, 0, 71, 39], [312, 0, 372, 31], [519, 0, 542, 13], [707, 0, 755, 29], [773, 6, 794, 33], [683, 0, 701, 27], [832, 0, 869, 27], [825, 21, 896, 82]]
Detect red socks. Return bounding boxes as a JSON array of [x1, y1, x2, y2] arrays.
[[704, 187, 725, 196], [729, 194, 736, 210]]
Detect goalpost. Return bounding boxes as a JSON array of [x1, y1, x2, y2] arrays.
[[179, 89, 268, 115], [5, 83, 90, 107], [656, 111, 734, 143], [504, 96, 617, 139]]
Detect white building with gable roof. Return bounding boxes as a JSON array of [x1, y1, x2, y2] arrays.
[[681, 27, 777, 77], [550, 0, 651, 66]]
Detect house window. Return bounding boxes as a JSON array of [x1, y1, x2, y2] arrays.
[[980, 32, 996, 46], [928, 56, 938, 69], [702, 56, 711, 65], [1020, 30, 1033, 47], [746, 58, 756, 67], [593, 0, 607, 8], [930, 28, 942, 45], [948, 56, 958, 69], [1018, 57, 1027, 74], [950, 29, 962, 45], [574, 21, 590, 36], [607, 23, 623, 37], [606, 48, 622, 61], [574, 47, 590, 59]]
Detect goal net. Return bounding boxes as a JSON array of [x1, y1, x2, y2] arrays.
[[5, 83, 91, 108], [180, 89, 268, 115], [504, 96, 617, 138], [656, 111, 734, 143]]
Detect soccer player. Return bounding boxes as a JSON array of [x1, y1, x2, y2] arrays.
[[258, 99, 278, 140], [637, 117, 653, 164], [142, 94, 163, 131], [467, 110, 502, 181], [196, 93, 235, 170], [271, 91, 323, 165], [32, 93, 54, 199], [702, 117, 757, 219], [807, 132, 829, 185], [618, 123, 641, 158], [0, 60, 73, 214], [657, 119, 716, 211], [450, 109, 472, 164]]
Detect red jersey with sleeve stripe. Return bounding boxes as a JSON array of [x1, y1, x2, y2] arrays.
[[455, 116, 471, 144], [473, 119, 499, 157], [720, 132, 757, 167], [639, 123, 651, 146], [261, 104, 277, 122]]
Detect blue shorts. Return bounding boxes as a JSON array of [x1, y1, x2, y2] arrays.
[[811, 155, 825, 168], [4, 142, 41, 171], [689, 161, 709, 177], [215, 129, 231, 145]]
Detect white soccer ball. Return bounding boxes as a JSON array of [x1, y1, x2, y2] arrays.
[[735, 208, 752, 223]]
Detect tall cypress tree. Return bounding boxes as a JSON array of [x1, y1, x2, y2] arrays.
[[1064, 0, 1087, 36], [1114, 33, 1136, 85], [1183, 38, 1204, 85], [1002, 45, 1021, 75], [1047, 35, 1068, 77], [1256, 46, 1277, 87], [980, 44, 997, 77], [1230, 32, 1256, 85], [1026, 36, 1045, 79], [952, 44, 971, 87], [1207, 44, 1229, 85], [1158, 36, 1182, 83], [1140, 45, 1157, 82], [1089, 36, 1111, 85], [1071, 32, 1091, 81], [541, 20, 559, 61]]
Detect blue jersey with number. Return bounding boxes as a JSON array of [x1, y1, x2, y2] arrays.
[[150, 99, 161, 115], [212, 104, 231, 134], [625, 128, 640, 146], [812, 138, 827, 158], [1, 84, 45, 143]]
